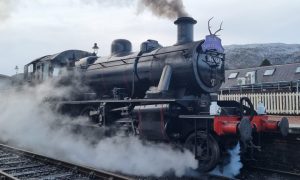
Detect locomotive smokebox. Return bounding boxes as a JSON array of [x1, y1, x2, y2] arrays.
[[174, 17, 197, 45]]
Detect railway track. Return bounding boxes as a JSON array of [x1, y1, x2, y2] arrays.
[[202, 174, 238, 180], [251, 166, 300, 177], [0, 143, 130, 180], [237, 134, 300, 179], [238, 165, 300, 180], [2, 141, 299, 180], [132, 175, 237, 180]]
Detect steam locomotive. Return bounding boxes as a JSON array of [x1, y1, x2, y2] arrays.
[[23, 17, 289, 172]]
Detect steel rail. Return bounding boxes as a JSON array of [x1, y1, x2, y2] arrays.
[[0, 143, 131, 180], [247, 165, 300, 179]]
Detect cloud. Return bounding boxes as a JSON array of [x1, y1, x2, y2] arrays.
[[0, 80, 198, 177], [0, 0, 16, 21], [0, 0, 300, 75]]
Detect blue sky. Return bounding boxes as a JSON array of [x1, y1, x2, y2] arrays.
[[0, 0, 300, 75]]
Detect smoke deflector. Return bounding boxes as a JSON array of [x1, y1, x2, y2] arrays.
[[174, 17, 197, 45]]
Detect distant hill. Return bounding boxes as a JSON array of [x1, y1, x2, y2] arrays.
[[224, 43, 300, 70]]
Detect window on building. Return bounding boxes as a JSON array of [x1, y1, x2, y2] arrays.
[[228, 72, 238, 79], [264, 69, 275, 76], [28, 64, 33, 73], [296, 67, 300, 73], [43, 63, 49, 81], [52, 66, 61, 77], [26, 64, 34, 81]]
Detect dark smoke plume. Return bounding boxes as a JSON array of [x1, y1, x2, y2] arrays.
[[138, 0, 188, 20], [1, 0, 188, 22]]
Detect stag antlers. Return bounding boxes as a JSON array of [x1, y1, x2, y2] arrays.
[[208, 17, 223, 36]]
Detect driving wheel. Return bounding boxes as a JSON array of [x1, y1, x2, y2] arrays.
[[184, 132, 220, 172]]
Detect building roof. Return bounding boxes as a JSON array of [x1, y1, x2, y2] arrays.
[[221, 62, 300, 89], [0, 74, 10, 79], [0, 74, 11, 88], [26, 50, 93, 66]]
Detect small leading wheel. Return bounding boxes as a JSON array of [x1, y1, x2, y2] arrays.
[[184, 132, 220, 172]]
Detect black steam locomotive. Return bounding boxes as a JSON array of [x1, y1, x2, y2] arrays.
[[23, 17, 289, 171]]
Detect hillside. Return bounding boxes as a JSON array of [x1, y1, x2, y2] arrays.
[[224, 43, 300, 69]]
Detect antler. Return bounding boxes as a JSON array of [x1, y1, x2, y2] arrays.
[[213, 21, 223, 35], [208, 17, 213, 35]]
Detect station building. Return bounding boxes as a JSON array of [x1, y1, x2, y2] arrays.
[[219, 62, 300, 115]]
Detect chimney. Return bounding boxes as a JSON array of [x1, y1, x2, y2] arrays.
[[174, 17, 197, 45]]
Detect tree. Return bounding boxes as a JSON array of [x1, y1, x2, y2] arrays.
[[260, 59, 272, 66]]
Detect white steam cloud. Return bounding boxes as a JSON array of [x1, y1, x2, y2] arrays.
[[210, 143, 242, 178], [0, 80, 198, 177]]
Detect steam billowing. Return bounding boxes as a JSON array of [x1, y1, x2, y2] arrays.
[[0, 0, 195, 176], [210, 143, 242, 178], [138, 0, 188, 20], [0, 80, 198, 177]]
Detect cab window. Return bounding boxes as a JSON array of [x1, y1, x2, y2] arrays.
[[52, 66, 62, 77], [43, 63, 50, 80]]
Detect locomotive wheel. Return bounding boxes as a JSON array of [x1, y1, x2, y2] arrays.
[[80, 106, 99, 124], [184, 132, 220, 172]]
